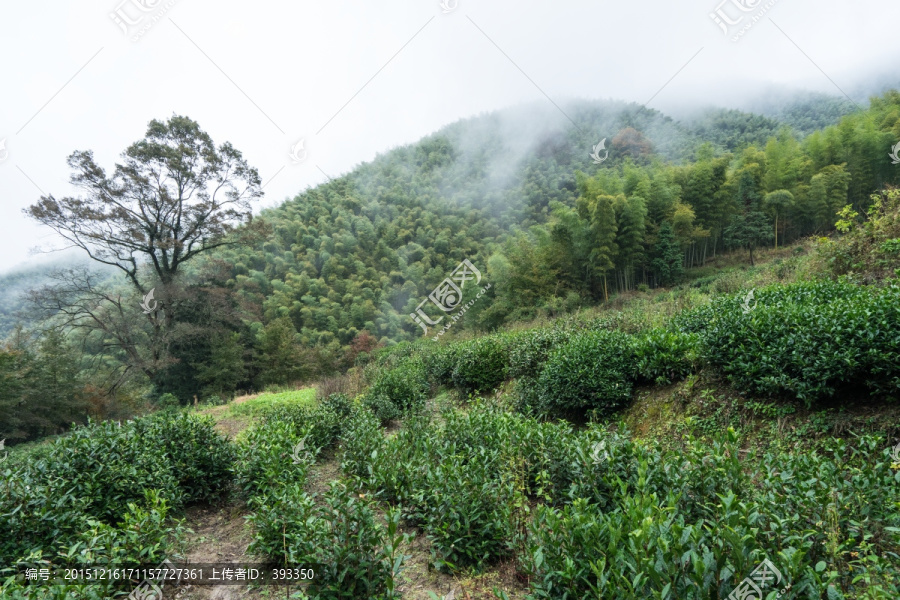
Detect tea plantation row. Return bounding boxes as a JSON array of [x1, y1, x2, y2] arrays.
[[340, 402, 900, 598], [0, 413, 233, 599], [361, 280, 900, 422]]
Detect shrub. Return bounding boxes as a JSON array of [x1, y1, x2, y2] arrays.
[[248, 483, 407, 600], [630, 328, 699, 385], [523, 431, 900, 599], [506, 326, 572, 380], [339, 406, 388, 482], [362, 358, 428, 423], [156, 392, 180, 410], [421, 344, 460, 387], [260, 393, 354, 455], [140, 412, 234, 503], [534, 330, 634, 418], [235, 420, 313, 498], [229, 387, 317, 417], [0, 413, 224, 588], [36, 420, 182, 523], [419, 451, 518, 572], [677, 280, 900, 405], [450, 335, 509, 395]]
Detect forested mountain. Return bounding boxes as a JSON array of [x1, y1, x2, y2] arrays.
[[4, 91, 900, 426], [219, 91, 899, 354], [745, 90, 862, 136]]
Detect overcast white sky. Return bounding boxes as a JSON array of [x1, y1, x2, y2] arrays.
[[1, 0, 898, 273]]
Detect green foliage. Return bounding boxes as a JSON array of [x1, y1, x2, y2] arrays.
[[676, 280, 900, 404], [506, 326, 573, 380], [241, 406, 407, 599], [420, 343, 460, 387], [142, 412, 235, 504], [249, 482, 407, 599], [450, 335, 509, 395], [0, 330, 88, 443], [259, 393, 354, 453], [724, 211, 774, 266], [630, 328, 699, 385], [821, 187, 900, 279], [229, 387, 316, 417], [157, 392, 180, 410], [255, 316, 307, 387], [362, 358, 428, 423], [0, 413, 228, 592], [339, 400, 900, 596], [651, 221, 683, 286], [235, 419, 312, 498], [341, 405, 524, 573], [535, 330, 633, 418], [523, 431, 900, 599]]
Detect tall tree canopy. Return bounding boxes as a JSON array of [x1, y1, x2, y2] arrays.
[[26, 116, 265, 390]]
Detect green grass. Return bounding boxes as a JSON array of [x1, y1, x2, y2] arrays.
[[228, 388, 317, 417]]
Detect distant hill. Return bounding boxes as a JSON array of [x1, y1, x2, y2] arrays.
[[0, 259, 116, 340], [216, 93, 899, 353]]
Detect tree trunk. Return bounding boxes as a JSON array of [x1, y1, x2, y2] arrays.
[[774, 212, 778, 250]]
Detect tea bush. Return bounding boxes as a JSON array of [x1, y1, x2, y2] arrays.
[[450, 335, 510, 395], [235, 419, 313, 498], [523, 431, 900, 599], [341, 405, 523, 572], [156, 392, 180, 409], [675, 280, 900, 404], [259, 393, 354, 454], [534, 330, 633, 418], [340, 400, 899, 596], [361, 358, 429, 423], [630, 328, 700, 385], [0, 413, 228, 596], [229, 387, 317, 417], [418, 450, 518, 571], [506, 326, 573, 380], [241, 411, 407, 599], [420, 343, 460, 387], [141, 412, 234, 503]]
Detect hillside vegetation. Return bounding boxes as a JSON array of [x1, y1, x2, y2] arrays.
[[2, 205, 899, 598], [3, 92, 900, 437]]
